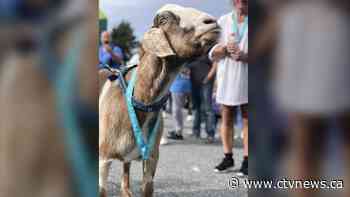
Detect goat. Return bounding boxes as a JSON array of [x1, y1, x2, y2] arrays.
[[99, 4, 220, 197]]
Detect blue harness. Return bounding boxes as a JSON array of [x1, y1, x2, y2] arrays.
[[105, 65, 169, 160]]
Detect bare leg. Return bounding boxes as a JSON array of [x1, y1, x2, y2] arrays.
[[121, 162, 132, 197], [289, 114, 327, 197], [220, 105, 234, 154], [242, 105, 248, 157], [336, 112, 350, 197], [99, 159, 112, 197], [243, 118, 248, 156]]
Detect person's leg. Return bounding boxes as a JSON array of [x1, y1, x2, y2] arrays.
[[241, 104, 248, 157], [166, 95, 172, 114], [336, 112, 350, 197], [191, 85, 202, 138], [187, 94, 192, 116], [214, 104, 235, 172], [173, 93, 184, 134], [202, 83, 216, 139], [289, 114, 327, 197], [168, 93, 185, 140], [238, 104, 248, 175], [221, 105, 235, 153]]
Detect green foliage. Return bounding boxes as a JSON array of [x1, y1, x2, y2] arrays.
[[111, 21, 139, 61]]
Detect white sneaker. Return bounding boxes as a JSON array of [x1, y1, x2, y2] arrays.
[[160, 137, 169, 145], [186, 115, 193, 121]]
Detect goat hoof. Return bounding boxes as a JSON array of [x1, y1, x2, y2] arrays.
[[99, 187, 107, 197]]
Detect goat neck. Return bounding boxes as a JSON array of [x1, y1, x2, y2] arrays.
[[132, 54, 183, 106]]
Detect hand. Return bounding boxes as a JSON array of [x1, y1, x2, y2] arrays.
[[104, 45, 113, 53], [231, 50, 248, 62], [181, 67, 191, 75], [212, 44, 227, 61], [99, 69, 111, 81], [227, 42, 239, 54]]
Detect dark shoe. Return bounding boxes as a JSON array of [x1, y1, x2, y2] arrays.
[[167, 131, 184, 140], [236, 157, 248, 176], [190, 130, 200, 139], [214, 158, 234, 173], [189, 133, 200, 139]]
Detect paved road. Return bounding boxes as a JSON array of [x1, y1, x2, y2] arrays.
[[107, 113, 247, 197]]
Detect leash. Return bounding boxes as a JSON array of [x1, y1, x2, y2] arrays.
[[55, 28, 97, 197], [4, 1, 97, 196], [36, 19, 97, 197], [103, 64, 169, 160]]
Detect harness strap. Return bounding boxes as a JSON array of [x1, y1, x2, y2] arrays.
[[132, 92, 170, 112], [104, 63, 170, 112], [125, 69, 161, 160], [102, 64, 136, 92]]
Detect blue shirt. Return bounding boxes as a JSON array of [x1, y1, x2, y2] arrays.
[[98, 45, 123, 69], [170, 73, 192, 93]]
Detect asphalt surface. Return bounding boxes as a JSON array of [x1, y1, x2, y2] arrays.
[[107, 112, 247, 197]]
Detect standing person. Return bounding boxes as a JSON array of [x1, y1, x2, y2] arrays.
[[209, 0, 248, 175], [167, 67, 192, 140], [98, 31, 124, 69], [272, 1, 350, 197], [187, 55, 217, 143]]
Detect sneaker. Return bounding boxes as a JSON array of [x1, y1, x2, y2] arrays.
[[236, 158, 248, 176], [167, 131, 184, 140], [160, 137, 169, 145], [186, 115, 193, 121], [214, 158, 234, 173]]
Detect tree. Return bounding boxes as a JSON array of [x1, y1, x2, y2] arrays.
[[111, 21, 139, 62]]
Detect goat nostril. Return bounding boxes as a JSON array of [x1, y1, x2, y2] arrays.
[[203, 18, 215, 25]]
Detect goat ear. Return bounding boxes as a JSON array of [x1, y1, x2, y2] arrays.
[[142, 28, 175, 58]]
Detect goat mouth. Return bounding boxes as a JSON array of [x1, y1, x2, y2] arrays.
[[197, 29, 220, 48], [198, 26, 221, 39], [199, 28, 220, 48]]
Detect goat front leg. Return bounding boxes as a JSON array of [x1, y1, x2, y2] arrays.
[[141, 150, 159, 197], [99, 159, 112, 197], [121, 162, 132, 197]]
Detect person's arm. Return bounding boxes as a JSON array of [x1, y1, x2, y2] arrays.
[[203, 62, 218, 84], [208, 16, 227, 62], [99, 47, 110, 65], [209, 44, 228, 62], [105, 45, 123, 65]]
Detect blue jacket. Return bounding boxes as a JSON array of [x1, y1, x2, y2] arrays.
[[98, 45, 123, 69]]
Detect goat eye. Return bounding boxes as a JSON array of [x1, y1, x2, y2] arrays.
[[154, 11, 179, 27], [159, 17, 168, 25]]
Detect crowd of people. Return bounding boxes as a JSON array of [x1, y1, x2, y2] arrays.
[[98, 0, 248, 176]]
